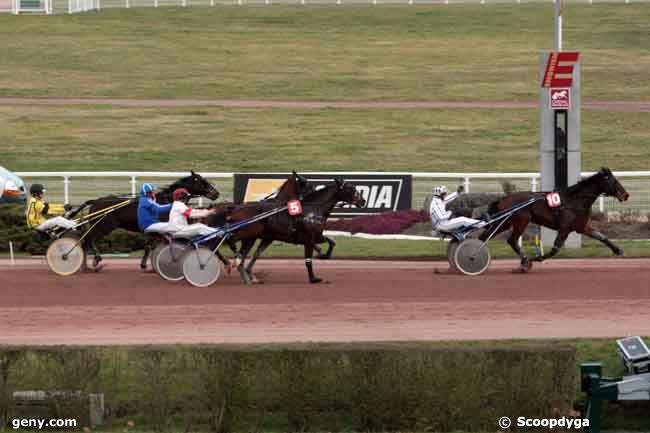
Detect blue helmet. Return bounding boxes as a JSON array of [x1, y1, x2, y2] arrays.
[[140, 183, 156, 196]]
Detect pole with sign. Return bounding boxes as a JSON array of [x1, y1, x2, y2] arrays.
[[539, 0, 581, 248]]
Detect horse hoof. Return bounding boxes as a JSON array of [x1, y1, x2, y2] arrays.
[[140, 263, 147, 270], [512, 264, 531, 274], [93, 264, 105, 273], [310, 278, 323, 284], [318, 254, 331, 260], [616, 250, 625, 258]]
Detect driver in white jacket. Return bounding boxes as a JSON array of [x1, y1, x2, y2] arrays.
[[168, 188, 219, 238], [430, 185, 486, 233]]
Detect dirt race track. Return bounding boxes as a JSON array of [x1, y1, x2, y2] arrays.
[[1, 258, 649, 345]]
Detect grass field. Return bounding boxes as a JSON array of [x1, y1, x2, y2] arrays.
[[3, 105, 650, 172], [1, 5, 649, 101]]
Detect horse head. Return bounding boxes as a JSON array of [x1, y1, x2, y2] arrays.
[[181, 170, 220, 200], [335, 180, 366, 208], [596, 167, 629, 202], [275, 171, 312, 202]]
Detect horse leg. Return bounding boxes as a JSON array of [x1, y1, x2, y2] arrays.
[[245, 239, 273, 284], [582, 224, 625, 257], [304, 242, 322, 284], [236, 239, 256, 285], [317, 236, 336, 260], [90, 239, 104, 272], [508, 215, 532, 272], [532, 230, 570, 262], [141, 240, 151, 270]]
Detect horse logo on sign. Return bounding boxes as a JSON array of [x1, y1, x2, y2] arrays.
[[550, 88, 571, 110]]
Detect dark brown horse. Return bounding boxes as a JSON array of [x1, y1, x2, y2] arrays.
[[481, 167, 629, 271], [68, 171, 220, 270], [207, 178, 365, 284]]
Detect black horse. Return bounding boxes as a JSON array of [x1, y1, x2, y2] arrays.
[[482, 167, 629, 271], [69, 171, 220, 270], [208, 178, 365, 284]]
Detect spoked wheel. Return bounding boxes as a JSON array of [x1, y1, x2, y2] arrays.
[[182, 246, 222, 288], [453, 239, 491, 276], [46, 237, 85, 276], [150, 243, 166, 274], [155, 242, 187, 282], [446, 239, 460, 271]]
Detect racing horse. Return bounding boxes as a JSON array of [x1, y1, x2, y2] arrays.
[[208, 178, 365, 284], [254, 171, 339, 259], [68, 171, 220, 271], [482, 167, 629, 271]]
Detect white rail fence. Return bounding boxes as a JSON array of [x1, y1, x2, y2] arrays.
[[4, 0, 646, 15], [14, 171, 650, 214]]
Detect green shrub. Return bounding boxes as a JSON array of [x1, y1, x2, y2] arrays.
[[0, 343, 576, 432], [0, 205, 145, 255]]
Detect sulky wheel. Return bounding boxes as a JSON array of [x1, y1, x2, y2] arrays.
[[155, 242, 187, 282], [453, 239, 491, 276], [46, 237, 85, 276], [446, 239, 460, 271], [182, 246, 222, 288]]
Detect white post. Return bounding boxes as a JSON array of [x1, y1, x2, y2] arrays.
[[125, 0, 130, 8], [11, 0, 18, 15], [210, 0, 214, 5], [154, 0, 158, 6], [130, 176, 137, 197], [599, 196, 605, 213], [555, 0, 563, 52], [63, 176, 70, 204], [464, 177, 471, 193], [531, 177, 538, 192], [9, 241, 15, 266], [97, 0, 101, 11], [68, 0, 73, 13], [237, 0, 241, 5], [182, 0, 186, 6]]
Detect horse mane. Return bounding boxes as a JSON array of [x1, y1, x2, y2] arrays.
[[563, 169, 605, 194]]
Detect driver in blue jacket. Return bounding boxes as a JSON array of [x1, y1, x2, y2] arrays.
[[137, 183, 172, 232]]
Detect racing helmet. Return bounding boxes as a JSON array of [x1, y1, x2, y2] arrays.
[[433, 185, 448, 197], [29, 183, 45, 195], [173, 188, 190, 203], [140, 183, 156, 196]]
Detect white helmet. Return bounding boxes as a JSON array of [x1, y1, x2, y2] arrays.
[[433, 185, 448, 197]]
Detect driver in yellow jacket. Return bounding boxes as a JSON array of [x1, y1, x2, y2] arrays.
[[25, 184, 76, 232]]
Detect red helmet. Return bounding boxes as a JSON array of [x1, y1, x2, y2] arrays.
[[173, 188, 190, 202]]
